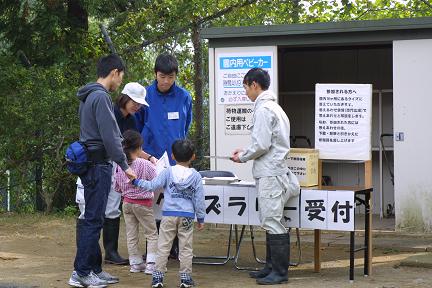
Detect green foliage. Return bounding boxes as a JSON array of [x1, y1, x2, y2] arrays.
[[0, 57, 80, 212], [0, 1, 103, 213], [60, 204, 79, 217]]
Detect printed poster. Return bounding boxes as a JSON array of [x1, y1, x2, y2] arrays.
[[216, 49, 275, 105], [315, 84, 372, 160]]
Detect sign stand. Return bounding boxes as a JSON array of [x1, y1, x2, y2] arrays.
[[314, 159, 373, 276]]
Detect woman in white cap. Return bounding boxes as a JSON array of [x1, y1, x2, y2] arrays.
[[115, 82, 152, 143], [76, 82, 157, 266]]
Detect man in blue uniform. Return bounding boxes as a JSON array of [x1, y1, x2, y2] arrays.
[[135, 53, 192, 260], [135, 53, 192, 165]]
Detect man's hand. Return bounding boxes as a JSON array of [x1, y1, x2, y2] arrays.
[[149, 156, 158, 164], [230, 148, 243, 163], [124, 167, 137, 180], [196, 222, 205, 231], [140, 150, 158, 164]]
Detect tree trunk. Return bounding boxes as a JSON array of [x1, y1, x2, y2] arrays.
[[67, 0, 88, 32], [191, 24, 204, 168], [34, 135, 45, 212], [35, 157, 45, 211]]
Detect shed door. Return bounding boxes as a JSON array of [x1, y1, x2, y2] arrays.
[[393, 39, 432, 231]]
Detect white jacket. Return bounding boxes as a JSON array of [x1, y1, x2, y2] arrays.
[[239, 90, 290, 178]]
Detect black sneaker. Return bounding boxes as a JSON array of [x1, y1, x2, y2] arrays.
[[179, 273, 195, 288], [151, 271, 164, 288], [151, 280, 163, 288], [180, 279, 195, 288]]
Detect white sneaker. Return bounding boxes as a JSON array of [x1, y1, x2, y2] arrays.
[[95, 270, 119, 284], [130, 262, 147, 273], [144, 262, 156, 275], [68, 271, 108, 288]]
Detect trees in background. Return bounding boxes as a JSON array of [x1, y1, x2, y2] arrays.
[[0, 0, 431, 212]]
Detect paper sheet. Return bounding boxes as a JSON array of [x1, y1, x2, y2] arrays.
[[156, 151, 170, 175]]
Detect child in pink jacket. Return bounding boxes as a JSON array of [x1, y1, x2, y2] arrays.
[[114, 130, 158, 275]]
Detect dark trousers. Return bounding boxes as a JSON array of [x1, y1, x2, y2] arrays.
[[74, 163, 112, 276]]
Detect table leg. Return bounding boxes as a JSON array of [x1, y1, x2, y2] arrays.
[[314, 229, 321, 272], [250, 226, 266, 264], [365, 192, 372, 276], [234, 225, 264, 270], [350, 231, 355, 281]]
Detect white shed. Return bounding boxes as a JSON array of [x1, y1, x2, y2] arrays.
[[201, 17, 432, 232]]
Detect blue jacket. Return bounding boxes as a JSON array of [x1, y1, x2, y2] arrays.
[[135, 81, 192, 165], [133, 165, 205, 223]]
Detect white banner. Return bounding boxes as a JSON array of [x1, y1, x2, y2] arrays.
[[327, 190, 355, 231], [153, 185, 354, 231], [203, 185, 224, 224], [300, 189, 328, 230], [223, 186, 249, 225], [282, 196, 300, 228], [248, 188, 260, 226], [315, 83, 372, 160]]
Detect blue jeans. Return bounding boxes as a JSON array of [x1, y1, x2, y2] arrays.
[[74, 162, 112, 276]]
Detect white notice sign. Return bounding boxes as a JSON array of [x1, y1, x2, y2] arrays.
[[216, 50, 275, 104], [315, 84, 372, 160], [225, 104, 254, 135]]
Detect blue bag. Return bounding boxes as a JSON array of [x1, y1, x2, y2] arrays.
[[65, 141, 91, 175]]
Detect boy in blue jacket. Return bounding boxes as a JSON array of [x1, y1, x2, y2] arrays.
[[132, 139, 205, 288]]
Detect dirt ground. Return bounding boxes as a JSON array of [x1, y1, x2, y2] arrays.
[[1, 214, 432, 288]]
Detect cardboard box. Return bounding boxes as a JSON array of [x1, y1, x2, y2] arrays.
[[287, 148, 319, 187]]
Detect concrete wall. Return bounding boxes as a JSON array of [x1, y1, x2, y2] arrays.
[[393, 39, 432, 231]]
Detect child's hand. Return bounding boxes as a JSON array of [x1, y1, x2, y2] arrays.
[[125, 167, 137, 180], [196, 222, 205, 231], [129, 179, 139, 186]]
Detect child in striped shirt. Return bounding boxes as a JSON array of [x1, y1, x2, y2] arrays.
[[114, 129, 158, 275]]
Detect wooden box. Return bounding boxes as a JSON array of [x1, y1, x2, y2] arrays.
[[287, 148, 319, 187]]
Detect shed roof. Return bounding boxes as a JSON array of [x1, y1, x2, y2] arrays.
[[201, 17, 432, 47]]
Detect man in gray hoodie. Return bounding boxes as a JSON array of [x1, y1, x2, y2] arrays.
[[231, 68, 291, 285], [68, 54, 137, 288]]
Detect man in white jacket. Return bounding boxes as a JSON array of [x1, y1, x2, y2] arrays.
[[231, 68, 291, 285]]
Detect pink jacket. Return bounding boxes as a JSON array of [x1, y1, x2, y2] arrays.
[[114, 158, 156, 205]]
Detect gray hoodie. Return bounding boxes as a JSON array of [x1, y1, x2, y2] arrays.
[[77, 83, 128, 171], [239, 90, 290, 178]]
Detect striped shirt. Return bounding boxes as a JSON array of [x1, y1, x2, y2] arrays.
[[114, 158, 156, 207]]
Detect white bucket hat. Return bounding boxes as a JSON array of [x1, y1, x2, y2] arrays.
[[121, 82, 149, 106]]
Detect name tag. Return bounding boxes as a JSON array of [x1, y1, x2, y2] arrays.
[[168, 112, 179, 120]]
